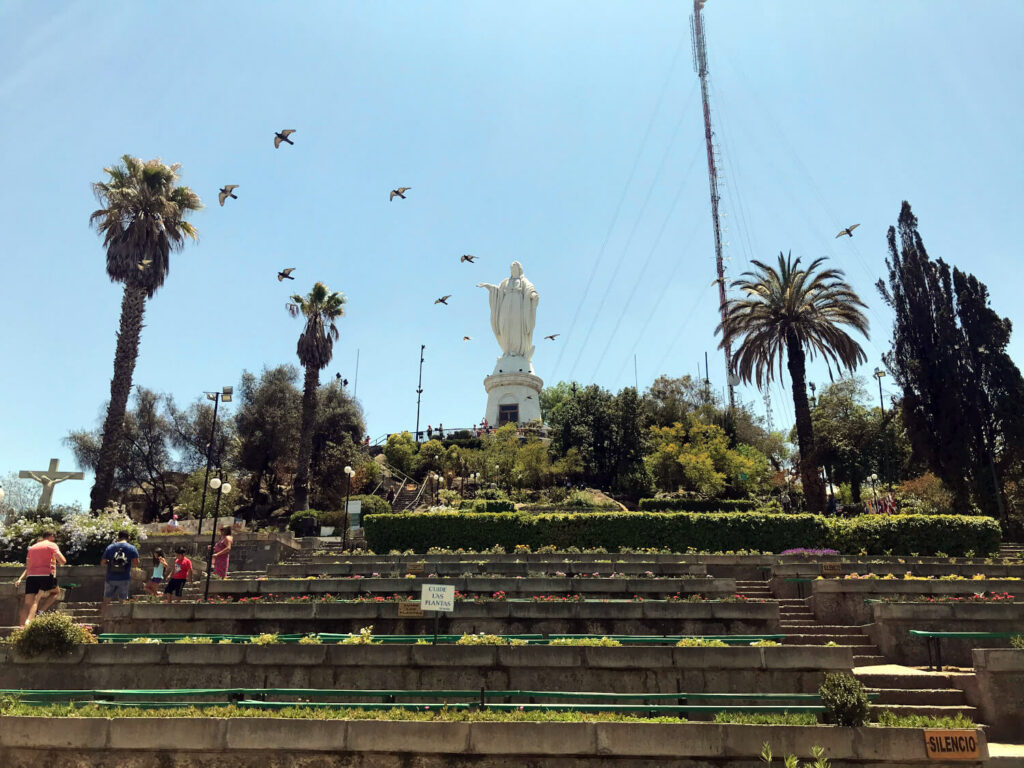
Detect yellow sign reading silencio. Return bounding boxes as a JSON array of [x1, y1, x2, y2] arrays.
[[924, 730, 981, 760]]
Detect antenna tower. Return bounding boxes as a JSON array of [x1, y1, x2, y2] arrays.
[[762, 390, 774, 433], [690, 0, 734, 409]]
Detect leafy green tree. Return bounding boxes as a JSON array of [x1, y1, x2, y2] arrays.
[[88, 156, 201, 511], [383, 432, 417, 476], [515, 440, 553, 488], [68, 387, 182, 519], [641, 374, 707, 428], [235, 366, 302, 508], [610, 387, 652, 497], [879, 202, 1024, 522], [287, 282, 347, 511], [719, 252, 869, 513], [539, 381, 574, 424]]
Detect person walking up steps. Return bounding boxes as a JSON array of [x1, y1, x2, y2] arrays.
[[144, 549, 168, 596], [101, 530, 139, 614], [163, 547, 193, 602], [14, 530, 66, 628]]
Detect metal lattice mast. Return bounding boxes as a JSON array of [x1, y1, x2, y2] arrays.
[[763, 390, 774, 433], [691, 0, 734, 409]]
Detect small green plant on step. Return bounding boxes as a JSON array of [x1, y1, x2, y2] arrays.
[[1010, 634, 1024, 650], [676, 638, 727, 647], [761, 742, 830, 768], [8, 613, 97, 657], [819, 673, 870, 727], [250, 633, 280, 645], [339, 626, 379, 645]]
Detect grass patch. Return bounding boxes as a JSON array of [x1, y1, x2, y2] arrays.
[[715, 711, 818, 725], [875, 711, 974, 728]]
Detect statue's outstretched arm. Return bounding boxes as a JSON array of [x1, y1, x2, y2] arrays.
[[476, 283, 496, 290]]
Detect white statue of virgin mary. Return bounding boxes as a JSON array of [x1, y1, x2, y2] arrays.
[[477, 261, 539, 361]]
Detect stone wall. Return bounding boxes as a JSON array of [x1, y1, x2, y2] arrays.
[[865, 602, 1024, 665], [968, 648, 1024, 741], [0, 643, 850, 694], [807, 579, 1022, 625], [100, 600, 779, 637], [208, 576, 734, 599], [0, 719, 988, 768]]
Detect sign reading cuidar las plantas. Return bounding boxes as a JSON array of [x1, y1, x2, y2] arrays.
[[421, 584, 455, 612], [924, 730, 981, 760]]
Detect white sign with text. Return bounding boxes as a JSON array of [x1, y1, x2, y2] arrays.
[[420, 583, 455, 612]]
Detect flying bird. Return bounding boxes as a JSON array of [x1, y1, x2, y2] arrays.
[[390, 187, 411, 201], [218, 185, 239, 206], [274, 130, 296, 148], [434, 295, 451, 305], [544, 334, 559, 341], [460, 254, 477, 263], [277, 268, 296, 281], [137, 259, 153, 271], [462, 336, 472, 341], [835, 223, 860, 238]]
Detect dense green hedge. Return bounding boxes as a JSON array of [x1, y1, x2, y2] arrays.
[[364, 512, 1000, 556], [637, 498, 760, 513]]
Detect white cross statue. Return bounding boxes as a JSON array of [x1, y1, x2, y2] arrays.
[[19, 458, 85, 509]]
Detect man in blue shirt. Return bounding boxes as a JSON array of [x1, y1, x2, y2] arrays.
[[101, 530, 140, 610]]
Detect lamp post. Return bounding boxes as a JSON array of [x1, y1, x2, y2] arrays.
[[197, 386, 233, 536], [203, 473, 232, 600], [414, 344, 425, 443], [873, 368, 886, 417], [869, 473, 879, 509], [343, 465, 354, 550]]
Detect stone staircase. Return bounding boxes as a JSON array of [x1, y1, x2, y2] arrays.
[[999, 542, 1024, 559], [392, 482, 421, 512], [855, 668, 978, 722], [736, 579, 979, 722]]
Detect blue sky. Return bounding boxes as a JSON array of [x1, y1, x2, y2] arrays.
[[2, 1, 1022, 507]]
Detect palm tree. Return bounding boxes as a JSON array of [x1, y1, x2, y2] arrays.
[[717, 252, 869, 513], [88, 156, 202, 511], [287, 282, 347, 511]]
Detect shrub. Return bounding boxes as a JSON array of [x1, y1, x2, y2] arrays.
[[250, 633, 281, 645], [455, 633, 510, 645], [466, 500, 516, 513], [352, 495, 391, 517], [364, 510, 1000, 555], [8, 613, 96, 657], [288, 509, 319, 534], [1010, 635, 1024, 650], [0, 511, 140, 565], [638, 498, 759, 513], [339, 626, 378, 645], [819, 673, 870, 726], [548, 637, 622, 647], [298, 634, 323, 645], [317, 509, 347, 529], [676, 638, 728, 647], [750, 640, 780, 647]]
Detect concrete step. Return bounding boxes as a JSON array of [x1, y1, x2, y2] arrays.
[[865, 687, 966, 706], [778, 624, 865, 635], [782, 635, 877, 647], [853, 655, 889, 666], [854, 672, 960, 689]]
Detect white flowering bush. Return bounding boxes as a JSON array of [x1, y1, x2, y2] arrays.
[[59, 511, 140, 564], [0, 511, 140, 566]]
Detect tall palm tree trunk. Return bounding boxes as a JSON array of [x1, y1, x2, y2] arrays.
[[293, 364, 320, 511], [90, 285, 148, 511], [786, 331, 826, 513]]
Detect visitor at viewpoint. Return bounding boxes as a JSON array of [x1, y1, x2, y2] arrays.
[[100, 530, 139, 610], [210, 526, 233, 579], [163, 547, 193, 601], [14, 530, 67, 628]]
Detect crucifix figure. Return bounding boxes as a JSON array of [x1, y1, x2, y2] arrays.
[[19, 458, 85, 509]]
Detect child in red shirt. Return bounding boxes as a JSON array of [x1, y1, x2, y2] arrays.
[[163, 547, 193, 602]]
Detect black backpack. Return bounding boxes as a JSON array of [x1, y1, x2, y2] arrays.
[[109, 547, 129, 574]]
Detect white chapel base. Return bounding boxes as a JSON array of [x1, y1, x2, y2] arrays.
[[484, 370, 543, 426]]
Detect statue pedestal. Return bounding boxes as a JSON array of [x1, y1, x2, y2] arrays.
[[484, 371, 543, 426]]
